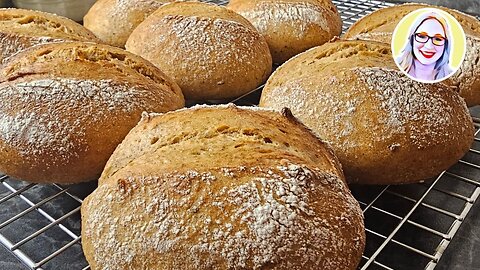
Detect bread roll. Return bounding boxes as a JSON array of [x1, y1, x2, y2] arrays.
[[344, 3, 480, 107], [0, 8, 100, 63], [0, 42, 185, 184], [228, 0, 342, 63], [126, 2, 272, 101], [81, 104, 365, 270], [259, 40, 474, 185], [84, 0, 171, 48]]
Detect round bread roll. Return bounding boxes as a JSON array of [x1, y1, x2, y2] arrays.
[[84, 0, 172, 48], [0, 42, 185, 184], [81, 104, 365, 270], [227, 0, 342, 64], [126, 2, 272, 101], [343, 3, 480, 107], [259, 40, 474, 185], [0, 8, 100, 63]]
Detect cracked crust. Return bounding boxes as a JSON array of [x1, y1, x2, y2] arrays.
[[0, 8, 100, 63], [125, 1, 272, 101], [0, 42, 185, 183], [260, 40, 474, 184], [82, 104, 365, 270]]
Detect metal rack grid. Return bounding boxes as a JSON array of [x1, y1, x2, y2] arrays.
[[351, 121, 480, 270], [0, 0, 479, 269], [333, 0, 394, 32]]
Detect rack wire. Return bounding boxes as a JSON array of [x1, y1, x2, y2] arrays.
[[0, 0, 479, 269], [352, 124, 480, 270]]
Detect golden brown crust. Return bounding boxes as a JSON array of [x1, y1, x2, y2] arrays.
[[84, 0, 172, 48], [0, 41, 185, 183], [259, 40, 474, 185], [343, 3, 480, 106], [0, 8, 100, 62], [227, 0, 342, 63], [81, 104, 365, 270], [125, 1, 272, 101]]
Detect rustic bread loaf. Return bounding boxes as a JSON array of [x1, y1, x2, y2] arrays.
[[227, 0, 342, 63], [0, 41, 185, 184], [344, 3, 480, 107], [81, 104, 365, 270], [259, 40, 474, 185], [84, 0, 172, 48], [0, 8, 100, 63], [126, 2, 272, 101]]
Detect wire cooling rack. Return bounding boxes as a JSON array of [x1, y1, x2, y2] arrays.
[[1, 0, 479, 269]]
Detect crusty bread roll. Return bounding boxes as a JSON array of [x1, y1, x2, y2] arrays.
[[0, 42, 185, 184], [81, 104, 365, 270], [84, 0, 171, 48], [126, 2, 272, 101], [344, 3, 480, 107], [227, 0, 342, 64], [0, 8, 100, 63], [259, 40, 474, 185]]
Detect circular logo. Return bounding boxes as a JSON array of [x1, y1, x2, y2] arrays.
[[391, 8, 466, 83]]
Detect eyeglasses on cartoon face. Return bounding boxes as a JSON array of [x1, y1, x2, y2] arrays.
[[413, 32, 447, 46]]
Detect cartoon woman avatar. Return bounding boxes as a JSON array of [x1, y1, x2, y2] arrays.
[[396, 11, 453, 82]]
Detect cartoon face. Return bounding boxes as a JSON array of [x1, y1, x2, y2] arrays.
[[412, 18, 446, 65]]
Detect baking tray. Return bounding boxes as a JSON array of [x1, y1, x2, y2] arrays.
[[1, 0, 479, 269]]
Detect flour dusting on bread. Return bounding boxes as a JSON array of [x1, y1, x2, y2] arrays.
[[84, 165, 363, 269], [355, 67, 470, 148], [239, 2, 332, 37]]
